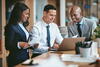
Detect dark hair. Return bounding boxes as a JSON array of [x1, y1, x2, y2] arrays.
[[7, 2, 30, 26], [43, 4, 56, 12]]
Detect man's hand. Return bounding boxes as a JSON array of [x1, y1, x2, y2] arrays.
[[48, 43, 59, 51], [33, 43, 39, 48], [53, 43, 59, 49]]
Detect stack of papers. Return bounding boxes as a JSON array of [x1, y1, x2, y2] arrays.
[[22, 59, 38, 65], [61, 54, 97, 63]]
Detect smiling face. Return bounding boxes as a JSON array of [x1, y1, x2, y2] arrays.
[[69, 6, 82, 23], [20, 9, 30, 22], [70, 11, 82, 23], [43, 9, 56, 24]]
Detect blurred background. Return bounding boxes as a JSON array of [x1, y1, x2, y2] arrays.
[[1, 0, 100, 67]]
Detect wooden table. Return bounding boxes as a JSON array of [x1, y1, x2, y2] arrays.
[[15, 49, 100, 67]]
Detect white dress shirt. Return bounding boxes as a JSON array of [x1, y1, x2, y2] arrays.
[[29, 20, 63, 53]]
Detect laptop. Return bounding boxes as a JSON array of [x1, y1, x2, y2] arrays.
[[58, 37, 85, 51]]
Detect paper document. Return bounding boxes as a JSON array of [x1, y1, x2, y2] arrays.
[[72, 35, 78, 38], [61, 54, 97, 63], [22, 59, 38, 65]]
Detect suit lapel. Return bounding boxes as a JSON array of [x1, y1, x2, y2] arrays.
[[81, 19, 89, 37], [70, 24, 79, 36], [16, 25, 27, 41]]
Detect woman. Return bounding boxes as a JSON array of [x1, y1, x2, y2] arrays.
[[5, 2, 30, 67]]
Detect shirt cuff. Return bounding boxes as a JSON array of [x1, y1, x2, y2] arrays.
[[17, 42, 21, 49], [40, 46, 49, 51]]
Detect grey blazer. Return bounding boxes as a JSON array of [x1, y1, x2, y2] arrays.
[[67, 17, 97, 39]]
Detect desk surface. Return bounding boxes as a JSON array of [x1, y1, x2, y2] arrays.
[[15, 49, 100, 67]]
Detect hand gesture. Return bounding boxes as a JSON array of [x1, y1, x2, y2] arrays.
[[19, 42, 30, 49]]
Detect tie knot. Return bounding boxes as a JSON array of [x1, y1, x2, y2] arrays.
[[77, 23, 81, 27], [46, 25, 50, 28], [77, 23, 81, 25]]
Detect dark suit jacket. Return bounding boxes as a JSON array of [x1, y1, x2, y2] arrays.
[[5, 24, 29, 67]]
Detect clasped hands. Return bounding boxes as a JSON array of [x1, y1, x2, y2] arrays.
[[19, 42, 39, 49]]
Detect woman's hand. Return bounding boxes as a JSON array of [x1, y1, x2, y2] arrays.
[[19, 42, 30, 48]]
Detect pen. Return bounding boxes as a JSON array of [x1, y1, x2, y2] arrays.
[[89, 59, 100, 65], [89, 41, 92, 48]]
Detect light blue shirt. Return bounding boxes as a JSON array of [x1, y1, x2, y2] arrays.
[[77, 17, 97, 35]]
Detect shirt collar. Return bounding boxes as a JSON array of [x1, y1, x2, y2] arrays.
[[18, 22, 23, 26], [76, 17, 84, 25], [41, 19, 51, 27]]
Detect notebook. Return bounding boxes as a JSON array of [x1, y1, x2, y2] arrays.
[[58, 37, 85, 51]]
